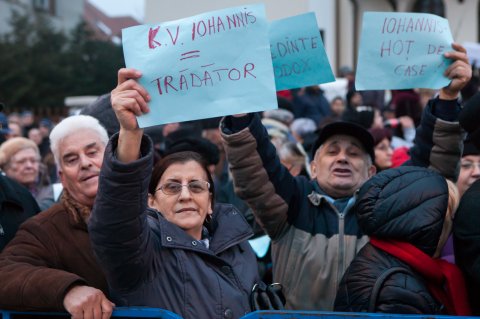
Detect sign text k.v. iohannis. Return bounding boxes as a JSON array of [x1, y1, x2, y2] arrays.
[[269, 12, 334, 90], [355, 12, 454, 90], [122, 3, 277, 127]]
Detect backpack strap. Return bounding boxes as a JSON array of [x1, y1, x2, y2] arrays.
[[368, 267, 414, 312]]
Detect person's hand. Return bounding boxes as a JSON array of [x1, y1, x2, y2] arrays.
[[63, 285, 114, 319], [233, 113, 247, 117], [440, 43, 472, 100], [111, 68, 150, 131], [398, 116, 414, 129]]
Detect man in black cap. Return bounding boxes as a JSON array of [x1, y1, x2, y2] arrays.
[[220, 44, 471, 311]]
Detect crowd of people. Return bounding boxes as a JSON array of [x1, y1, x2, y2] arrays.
[[0, 42, 479, 319]]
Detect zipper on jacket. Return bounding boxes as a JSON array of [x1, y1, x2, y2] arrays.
[[0, 223, 4, 236], [337, 212, 345, 286]]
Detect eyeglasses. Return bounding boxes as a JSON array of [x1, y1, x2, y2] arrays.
[[461, 161, 480, 171], [155, 180, 210, 195]]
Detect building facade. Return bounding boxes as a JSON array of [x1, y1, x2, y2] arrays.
[[0, 0, 84, 35]]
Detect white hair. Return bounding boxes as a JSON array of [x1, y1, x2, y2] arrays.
[[49, 115, 109, 166]]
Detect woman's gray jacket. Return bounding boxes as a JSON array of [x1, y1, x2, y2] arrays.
[[89, 134, 260, 319]]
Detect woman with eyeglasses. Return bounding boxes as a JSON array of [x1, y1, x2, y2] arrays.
[[88, 68, 263, 319], [0, 137, 54, 210]]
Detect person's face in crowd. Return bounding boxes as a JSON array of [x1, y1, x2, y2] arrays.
[[374, 138, 393, 170], [28, 128, 42, 145], [4, 148, 40, 187], [350, 92, 363, 108], [39, 125, 50, 138], [21, 113, 34, 127], [457, 155, 480, 197], [311, 135, 376, 198], [8, 122, 22, 138], [7, 113, 20, 125], [162, 122, 180, 137], [148, 160, 212, 240], [58, 130, 105, 207], [330, 98, 345, 116]]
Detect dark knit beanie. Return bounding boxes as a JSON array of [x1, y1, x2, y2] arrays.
[[463, 134, 480, 157]]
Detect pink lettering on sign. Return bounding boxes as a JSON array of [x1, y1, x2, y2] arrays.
[[273, 58, 312, 78], [270, 37, 318, 59], [380, 40, 415, 57], [394, 64, 427, 76], [180, 50, 200, 61], [191, 8, 257, 41], [148, 26, 162, 49], [150, 62, 256, 95], [381, 17, 445, 34]]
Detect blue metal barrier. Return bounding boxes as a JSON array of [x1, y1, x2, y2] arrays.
[[1, 309, 478, 319], [241, 310, 478, 319], [0, 307, 182, 319]]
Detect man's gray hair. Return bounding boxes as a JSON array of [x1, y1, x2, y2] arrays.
[[50, 115, 109, 166]]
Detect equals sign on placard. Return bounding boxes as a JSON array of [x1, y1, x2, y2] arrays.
[[180, 50, 200, 61]]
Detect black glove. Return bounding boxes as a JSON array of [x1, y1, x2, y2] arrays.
[[250, 282, 285, 311]]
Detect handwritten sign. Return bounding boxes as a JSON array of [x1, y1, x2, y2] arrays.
[[355, 12, 454, 90], [269, 13, 334, 90], [122, 4, 277, 127]]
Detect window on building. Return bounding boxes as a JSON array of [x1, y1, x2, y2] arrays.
[[412, 0, 445, 17], [32, 0, 56, 15], [96, 21, 112, 36]]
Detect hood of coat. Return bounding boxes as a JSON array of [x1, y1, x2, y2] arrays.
[[354, 166, 448, 256]]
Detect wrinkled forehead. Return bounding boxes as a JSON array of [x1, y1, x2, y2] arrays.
[[321, 134, 367, 152], [59, 130, 105, 156]]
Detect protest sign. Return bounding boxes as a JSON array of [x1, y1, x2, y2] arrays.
[[122, 3, 277, 127], [269, 12, 335, 90], [355, 12, 454, 90]]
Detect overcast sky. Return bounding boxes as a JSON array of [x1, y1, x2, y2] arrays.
[[88, 0, 145, 22]]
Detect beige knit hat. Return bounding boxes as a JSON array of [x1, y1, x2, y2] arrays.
[[0, 137, 39, 168]]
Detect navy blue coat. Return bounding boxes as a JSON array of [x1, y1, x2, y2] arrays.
[[89, 134, 260, 319]]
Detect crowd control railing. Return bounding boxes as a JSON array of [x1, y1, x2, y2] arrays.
[[0, 307, 182, 319], [1, 309, 478, 319]]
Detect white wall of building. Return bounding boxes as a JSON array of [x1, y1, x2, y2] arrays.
[[144, 0, 480, 76], [144, 0, 309, 23]]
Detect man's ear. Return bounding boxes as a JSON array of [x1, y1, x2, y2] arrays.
[[310, 161, 317, 178], [58, 170, 66, 186], [368, 164, 377, 177]]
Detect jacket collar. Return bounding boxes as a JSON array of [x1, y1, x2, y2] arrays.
[[0, 174, 25, 208], [308, 180, 356, 213], [151, 203, 253, 255]]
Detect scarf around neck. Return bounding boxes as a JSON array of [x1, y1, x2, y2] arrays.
[[61, 189, 92, 224], [370, 237, 471, 316]]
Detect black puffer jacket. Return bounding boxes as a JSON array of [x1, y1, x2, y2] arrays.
[[454, 179, 480, 315], [334, 166, 448, 314]]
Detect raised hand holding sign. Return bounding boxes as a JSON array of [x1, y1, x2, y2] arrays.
[[121, 3, 277, 128]]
